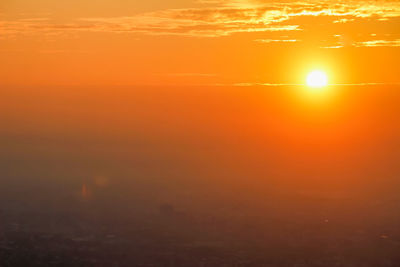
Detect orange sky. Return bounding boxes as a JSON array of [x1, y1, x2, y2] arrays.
[[1, 0, 399, 86], [1, 1, 400, 218]]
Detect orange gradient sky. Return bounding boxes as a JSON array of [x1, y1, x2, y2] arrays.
[[1, 0, 400, 86], [1, 1, 400, 229]]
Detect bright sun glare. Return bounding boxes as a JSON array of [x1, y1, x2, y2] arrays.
[[306, 70, 328, 88]]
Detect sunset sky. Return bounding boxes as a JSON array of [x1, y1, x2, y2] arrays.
[[1, 0, 399, 86], [1, 2, 400, 265]]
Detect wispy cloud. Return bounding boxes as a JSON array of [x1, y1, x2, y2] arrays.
[[322, 34, 400, 48], [321, 45, 344, 49], [0, 0, 399, 41], [255, 38, 298, 43], [38, 49, 93, 54], [354, 39, 400, 47], [163, 73, 218, 77], [77, 7, 299, 37], [229, 82, 400, 87]]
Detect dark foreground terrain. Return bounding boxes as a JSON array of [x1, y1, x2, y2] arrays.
[[0, 190, 399, 267]]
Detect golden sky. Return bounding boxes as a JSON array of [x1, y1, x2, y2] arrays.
[[1, 0, 399, 86], [1, 1, 400, 213]]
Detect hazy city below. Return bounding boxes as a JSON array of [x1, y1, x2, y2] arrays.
[[0, 85, 399, 266]]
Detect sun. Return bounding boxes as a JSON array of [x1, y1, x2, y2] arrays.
[[306, 70, 328, 88]]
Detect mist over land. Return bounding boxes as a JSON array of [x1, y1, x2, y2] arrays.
[[0, 85, 399, 266]]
